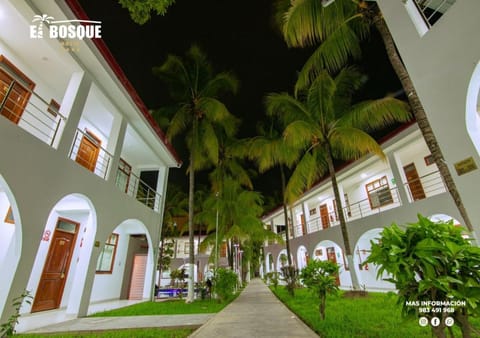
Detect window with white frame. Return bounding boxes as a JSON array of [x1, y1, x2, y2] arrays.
[[365, 176, 393, 209]]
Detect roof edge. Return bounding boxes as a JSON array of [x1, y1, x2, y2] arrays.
[[65, 0, 182, 167]]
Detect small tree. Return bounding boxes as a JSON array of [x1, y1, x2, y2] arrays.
[[281, 266, 298, 297], [366, 214, 480, 338], [214, 268, 238, 303], [300, 260, 339, 320]]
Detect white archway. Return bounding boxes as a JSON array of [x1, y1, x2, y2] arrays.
[[265, 253, 274, 274], [23, 193, 97, 316], [312, 240, 352, 288], [353, 228, 395, 291], [90, 218, 154, 304], [297, 245, 308, 271], [0, 175, 22, 317], [466, 61, 480, 155]]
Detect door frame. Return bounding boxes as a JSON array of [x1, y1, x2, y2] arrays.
[[31, 217, 79, 312]]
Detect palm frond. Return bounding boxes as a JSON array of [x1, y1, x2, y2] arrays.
[[341, 97, 411, 131], [265, 92, 309, 125], [306, 70, 335, 124], [199, 97, 239, 137], [202, 72, 239, 97], [294, 22, 363, 93], [285, 151, 322, 203], [328, 127, 385, 161], [166, 104, 191, 140]]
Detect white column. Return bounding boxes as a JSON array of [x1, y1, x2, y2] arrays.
[[387, 152, 410, 204], [55, 71, 92, 158], [106, 117, 128, 185]]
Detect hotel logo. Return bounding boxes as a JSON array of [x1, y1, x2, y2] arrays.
[[30, 14, 102, 40]]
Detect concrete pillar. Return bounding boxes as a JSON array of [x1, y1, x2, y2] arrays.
[[106, 117, 127, 185], [56, 71, 92, 158], [387, 152, 411, 204]]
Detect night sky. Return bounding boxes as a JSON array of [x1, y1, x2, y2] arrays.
[[76, 0, 401, 200]]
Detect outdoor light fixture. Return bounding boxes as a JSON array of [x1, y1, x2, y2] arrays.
[[321, 0, 335, 7]]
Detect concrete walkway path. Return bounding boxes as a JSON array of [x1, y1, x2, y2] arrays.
[[25, 313, 213, 334], [189, 278, 318, 338], [25, 279, 318, 337]]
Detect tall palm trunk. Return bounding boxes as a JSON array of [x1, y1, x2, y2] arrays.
[[186, 119, 198, 303], [280, 166, 293, 267], [373, 15, 475, 235], [325, 143, 360, 290]]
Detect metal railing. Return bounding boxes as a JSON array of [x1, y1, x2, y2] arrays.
[[120, 169, 161, 212], [413, 0, 456, 27], [0, 65, 66, 146], [69, 129, 112, 179], [297, 170, 447, 235]]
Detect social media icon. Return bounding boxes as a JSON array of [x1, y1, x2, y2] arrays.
[[419, 317, 429, 327], [431, 317, 440, 327], [445, 317, 454, 327]]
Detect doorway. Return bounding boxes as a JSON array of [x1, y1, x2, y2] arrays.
[[320, 204, 330, 229], [31, 218, 79, 312], [326, 247, 340, 285], [75, 130, 100, 172], [128, 254, 147, 300], [403, 163, 426, 201]]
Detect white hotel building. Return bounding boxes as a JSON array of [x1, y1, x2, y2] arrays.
[[262, 0, 480, 290], [0, 0, 181, 332]]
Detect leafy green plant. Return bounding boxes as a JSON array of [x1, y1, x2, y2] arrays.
[[213, 268, 238, 302], [367, 214, 480, 338], [281, 265, 298, 296], [299, 260, 339, 320], [265, 271, 279, 289], [170, 268, 186, 298], [0, 290, 32, 337]]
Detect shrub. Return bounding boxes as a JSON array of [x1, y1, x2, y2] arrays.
[[299, 260, 339, 320], [214, 268, 238, 302], [366, 214, 480, 338]]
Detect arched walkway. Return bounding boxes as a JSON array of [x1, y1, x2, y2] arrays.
[[296, 245, 308, 271], [90, 219, 154, 303], [353, 228, 394, 291], [312, 240, 352, 287], [23, 194, 97, 316], [0, 176, 22, 317]]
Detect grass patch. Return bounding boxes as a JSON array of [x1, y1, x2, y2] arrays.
[[271, 286, 480, 338], [90, 298, 234, 317], [15, 327, 193, 337]]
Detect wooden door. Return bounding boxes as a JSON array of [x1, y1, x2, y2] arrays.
[[76, 131, 100, 172], [326, 247, 340, 285], [31, 218, 79, 312], [403, 163, 426, 201], [300, 214, 306, 236], [320, 204, 330, 229], [128, 254, 147, 300], [0, 70, 30, 124]]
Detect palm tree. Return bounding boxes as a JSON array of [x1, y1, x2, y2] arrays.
[[248, 119, 299, 268], [267, 67, 411, 289], [198, 178, 269, 262], [153, 45, 239, 302], [277, 0, 475, 233]]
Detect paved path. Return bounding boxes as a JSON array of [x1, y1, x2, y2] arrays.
[[26, 279, 318, 337], [26, 314, 213, 333], [189, 278, 318, 338]]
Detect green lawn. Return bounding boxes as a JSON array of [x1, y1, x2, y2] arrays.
[[15, 297, 236, 337], [271, 286, 480, 338], [15, 328, 193, 338], [89, 298, 232, 317]]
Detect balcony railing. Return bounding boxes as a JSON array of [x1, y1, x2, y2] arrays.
[[0, 65, 66, 147], [69, 129, 112, 179], [289, 170, 447, 237], [118, 169, 161, 212], [413, 0, 456, 27]]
